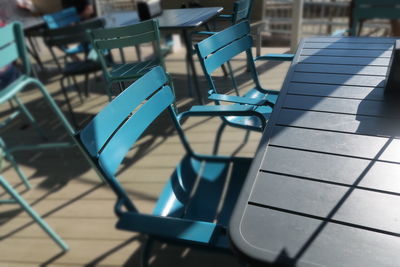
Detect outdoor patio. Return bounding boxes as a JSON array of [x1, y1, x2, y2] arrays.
[[0, 40, 290, 266]]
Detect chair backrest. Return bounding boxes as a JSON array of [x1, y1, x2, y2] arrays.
[[87, 19, 164, 80], [78, 66, 181, 212], [0, 22, 30, 76], [350, 0, 400, 36], [43, 7, 80, 29], [43, 18, 105, 51], [195, 21, 262, 96], [232, 0, 254, 24]]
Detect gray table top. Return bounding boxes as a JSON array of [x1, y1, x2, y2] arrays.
[[104, 7, 223, 30], [229, 36, 400, 267]]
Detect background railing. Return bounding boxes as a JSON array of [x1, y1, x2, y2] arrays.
[[263, 0, 392, 47]]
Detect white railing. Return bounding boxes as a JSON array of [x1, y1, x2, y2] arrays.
[[264, 0, 391, 49], [95, 0, 137, 16]]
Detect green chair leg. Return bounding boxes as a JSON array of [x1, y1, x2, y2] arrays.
[[13, 96, 47, 140], [0, 138, 31, 189], [0, 176, 69, 251]]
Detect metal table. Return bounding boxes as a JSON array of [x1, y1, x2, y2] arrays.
[[105, 7, 224, 104], [229, 36, 400, 267]]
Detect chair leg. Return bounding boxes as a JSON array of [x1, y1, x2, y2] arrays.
[[71, 76, 84, 103], [60, 77, 79, 128], [0, 176, 69, 251], [0, 138, 31, 189], [221, 64, 229, 77], [84, 73, 90, 98], [135, 45, 142, 61], [226, 61, 239, 96], [13, 96, 47, 140], [141, 237, 154, 267], [105, 84, 113, 101], [213, 122, 227, 155]]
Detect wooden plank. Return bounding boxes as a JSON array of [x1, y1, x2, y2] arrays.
[[302, 42, 393, 50], [276, 109, 400, 137], [294, 63, 388, 76], [270, 126, 400, 162], [300, 48, 392, 58], [240, 205, 400, 266], [287, 82, 385, 100], [291, 72, 385, 87], [298, 56, 390, 66], [282, 95, 392, 117], [261, 146, 400, 194], [251, 172, 400, 234]]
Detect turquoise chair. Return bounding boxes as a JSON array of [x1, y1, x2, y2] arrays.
[[87, 19, 165, 100], [43, 7, 80, 29], [195, 21, 293, 133], [77, 66, 264, 266], [42, 7, 85, 69], [349, 0, 400, 36], [43, 18, 105, 126]]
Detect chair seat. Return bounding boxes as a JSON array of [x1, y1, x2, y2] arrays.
[[224, 88, 278, 131], [117, 154, 252, 247], [64, 60, 102, 76], [109, 59, 160, 82]]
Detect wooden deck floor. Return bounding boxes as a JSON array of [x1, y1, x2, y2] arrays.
[[0, 41, 290, 266]]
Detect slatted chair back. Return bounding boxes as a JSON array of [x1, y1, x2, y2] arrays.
[[350, 0, 400, 36], [87, 19, 165, 83], [232, 0, 254, 24], [43, 7, 80, 29], [77, 66, 255, 253], [195, 21, 262, 96], [0, 22, 30, 75], [79, 66, 178, 210]]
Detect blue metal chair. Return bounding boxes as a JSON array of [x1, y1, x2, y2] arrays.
[[43, 18, 105, 126], [42, 7, 85, 68], [42, 7, 80, 29], [195, 21, 293, 133], [77, 66, 264, 266], [0, 22, 70, 250], [87, 19, 165, 100]]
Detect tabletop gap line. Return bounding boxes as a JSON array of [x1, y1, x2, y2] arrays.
[[247, 202, 400, 238], [293, 70, 387, 77], [288, 80, 384, 88], [300, 54, 391, 59], [268, 144, 400, 165], [280, 107, 395, 119], [285, 92, 384, 102], [274, 123, 397, 138], [258, 170, 400, 197], [297, 62, 387, 67]]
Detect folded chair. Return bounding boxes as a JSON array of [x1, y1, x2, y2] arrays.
[[87, 19, 165, 100], [76, 66, 264, 266], [195, 21, 293, 133]]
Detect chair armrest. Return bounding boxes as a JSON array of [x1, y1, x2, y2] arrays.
[[209, 93, 274, 107], [192, 31, 217, 36], [255, 53, 294, 62], [117, 212, 223, 243], [217, 14, 233, 20], [177, 105, 267, 129]]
